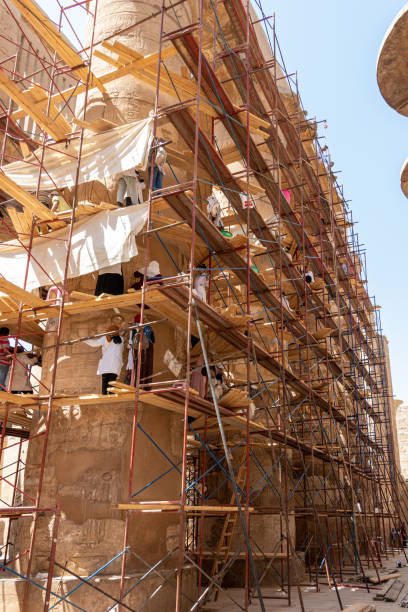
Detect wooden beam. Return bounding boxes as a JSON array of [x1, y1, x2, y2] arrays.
[[0, 70, 67, 141], [6, 206, 34, 236], [10, 47, 176, 124], [93, 49, 123, 69], [199, 551, 288, 559], [236, 179, 265, 196], [100, 42, 271, 135], [8, 0, 105, 93], [0, 172, 54, 221], [105, 41, 177, 65], [29, 85, 72, 136], [0, 288, 166, 325], [114, 504, 180, 511], [113, 504, 255, 512], [0, 278, 45, 308], [0, 390, 39, 406]]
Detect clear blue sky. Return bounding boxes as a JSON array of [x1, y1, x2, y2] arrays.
[[261, 0, 408, 404], [38, 0, 408, 403]]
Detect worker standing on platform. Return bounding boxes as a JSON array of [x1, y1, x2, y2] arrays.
[[148, 137, 167, 192], [0, 327, 11, 390], [50, 190, 71, 212], [84, 325, 124, 395], [6, 346, 40, 394], [116, 169, 146, 206]]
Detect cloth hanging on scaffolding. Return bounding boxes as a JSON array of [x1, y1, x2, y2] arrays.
[[0, 204, 148, 290], [1, 116, 154, 190]]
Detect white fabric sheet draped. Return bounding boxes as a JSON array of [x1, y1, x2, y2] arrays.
[[0, 204, 148, 290], [2, 117, 154, 190]]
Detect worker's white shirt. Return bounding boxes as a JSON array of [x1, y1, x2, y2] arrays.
[[85, 335, 124, 375], [193, 274, 209, 302], [98, 263, 122, 275]]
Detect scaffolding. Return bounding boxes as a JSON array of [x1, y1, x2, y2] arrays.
[[0, 0, 406, 610]]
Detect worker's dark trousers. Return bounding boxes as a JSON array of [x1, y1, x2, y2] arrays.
[[101, 373, 117, 395]]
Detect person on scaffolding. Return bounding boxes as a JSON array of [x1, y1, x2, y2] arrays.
[[0, 327, 11, 390], [116, 168, 146, 207], [201, 364, 226, 401], [50, 190, 70, 212], [125, 314, 155, 389], [6, 346, 40, 394], [84, 325, 124, 395], [148, 137, 167, 192]]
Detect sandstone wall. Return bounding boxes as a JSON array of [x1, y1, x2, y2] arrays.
[[397, 404, 408, 479]]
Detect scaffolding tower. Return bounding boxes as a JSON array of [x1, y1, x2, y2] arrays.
[[0, 0, 405, 610]]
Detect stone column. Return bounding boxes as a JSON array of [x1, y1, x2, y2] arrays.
[[11, 2, 197, 609]]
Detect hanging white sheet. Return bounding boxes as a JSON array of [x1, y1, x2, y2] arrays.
[[0, 204, 149, 290], [2, 116, 154, 190]]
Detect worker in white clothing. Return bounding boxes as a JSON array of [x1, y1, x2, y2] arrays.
[[84, 325, 124, 395], [193, 264, 209, 302], [6, 346, 40, 394], [116, 169, 145, 206]]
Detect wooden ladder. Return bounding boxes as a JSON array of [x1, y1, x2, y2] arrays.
[[210, 457, 247, 599]]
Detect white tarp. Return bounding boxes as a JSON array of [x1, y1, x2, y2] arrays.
[[2, 117, 154, 190], [0, 204, 149, 290]]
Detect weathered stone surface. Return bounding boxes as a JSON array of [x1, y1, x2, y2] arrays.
[[377, 3, 408, 116], [397, 404, 408, 478]]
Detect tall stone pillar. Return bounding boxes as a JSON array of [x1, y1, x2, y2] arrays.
[[82, 0, 193, 123], [10, 2, 197, 610]]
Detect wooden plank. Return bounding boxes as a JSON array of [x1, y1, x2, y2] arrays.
[[375, 578, 404, 601], [8, 0, 105, 93], [0, 173, 55, 221], [114, 504, 254, 512], [6, 206, 33, 236], [144, 297, 198, 336], [340, 606, 376, 612], [69, 291, 95, 301], [0, 296, 17, 312], [383, 588, 403, 603], [0, 70, 67, 141], [115, 504, 180, 511], [0, 278, 45, 308], [19, 141, 30, 158], [199, 552, 289, 559], [311, 327, 333, 341], [121, 390, 201, 418], [219, 388, 249, 409], [10, 48, 175, 124], [368, 571, 401, 584], [30, 86, 72, 135], [73, 117, 119, 134], [100, 41, 272, 135], [94, 49, 123, 69], [234, 109, 270, 130], [105, 41, 177, 66], [187, 505, 255, 512], [236, 179, 265, 196], [0, 391, 39, 406], [0, 289, 166, 325]]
